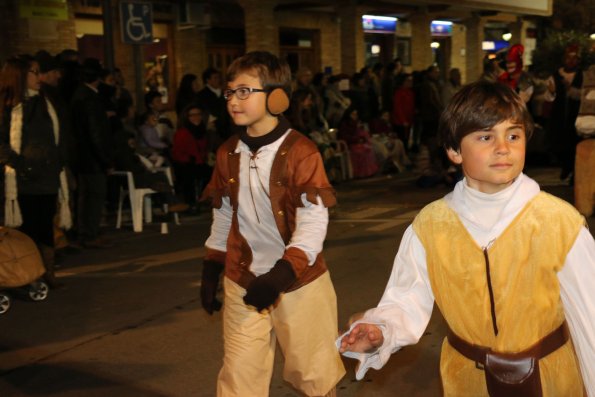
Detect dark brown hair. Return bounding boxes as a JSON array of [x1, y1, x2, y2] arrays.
[[226, 51, 292, 96], [0, 55, 34, 119], [439, 81, 533, 151]]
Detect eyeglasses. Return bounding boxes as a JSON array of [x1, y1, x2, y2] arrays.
[[29, 69, 40, 76], [223, 87, 267, 101]]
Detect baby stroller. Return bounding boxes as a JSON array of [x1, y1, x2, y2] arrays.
[[0, 227, 49, 315]]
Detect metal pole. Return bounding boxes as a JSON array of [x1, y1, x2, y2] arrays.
[[102, 0, 115, 70]]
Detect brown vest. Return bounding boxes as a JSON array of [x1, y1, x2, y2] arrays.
[[203, 130, 336, 291]]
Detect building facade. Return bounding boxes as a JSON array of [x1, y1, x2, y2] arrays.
[[0, 0, 552, 109]]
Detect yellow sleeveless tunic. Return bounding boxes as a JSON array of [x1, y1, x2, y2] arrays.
[[412, 192, 585, 396]]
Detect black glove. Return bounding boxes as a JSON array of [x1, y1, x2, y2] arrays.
[[200, 260, 224, 315], [243, 259, 297, 312]]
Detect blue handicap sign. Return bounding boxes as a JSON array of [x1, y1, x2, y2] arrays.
[[120, 1, 153, 44]]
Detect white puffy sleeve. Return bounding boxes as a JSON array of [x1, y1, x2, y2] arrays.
[[559, 226, 595, 397], [338, 225, 435, 379]]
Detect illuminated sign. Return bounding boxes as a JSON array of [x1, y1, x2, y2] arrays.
[[19, 0, 68, 20], [482, 40, 510, 52], [362, 15, 397, 34], [431, 20, 453, 36]]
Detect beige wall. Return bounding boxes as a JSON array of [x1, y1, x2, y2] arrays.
[[276, 11, 341, 74], [173, 28, 208, 86], [450, 23, 467, 84], [409, 12, 433, 72]]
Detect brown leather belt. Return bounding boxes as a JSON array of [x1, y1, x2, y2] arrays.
[[447, 321, 569, 368]]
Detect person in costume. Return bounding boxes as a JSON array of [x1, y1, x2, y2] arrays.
[[338, 81, 595, 396], [200, 51, 345, 397], [498, 44, 535, 103]]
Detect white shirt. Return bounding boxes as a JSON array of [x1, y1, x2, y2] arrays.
[[339, 174, 595, 396], [205, 130, 329, 276]]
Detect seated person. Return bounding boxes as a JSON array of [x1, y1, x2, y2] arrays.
[[144, 90, 174, 143], [137, 111, 170, 160], [338, 107, 379, 178], [369, 110, 411, 173], [114, 104, 187, 213]]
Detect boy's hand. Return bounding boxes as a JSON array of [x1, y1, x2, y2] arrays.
[[200, 260, 224, 315], [338, 323, 384, 354], [243, 259, 296, 312]]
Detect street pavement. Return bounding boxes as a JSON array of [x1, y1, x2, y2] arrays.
[[0, 167, 591, 397]]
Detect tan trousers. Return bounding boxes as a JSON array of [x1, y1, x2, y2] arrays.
[[217, 272, 345, 397]]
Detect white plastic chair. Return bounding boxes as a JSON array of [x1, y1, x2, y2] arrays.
[[335, 139, 353, 181], [113, 167, 179, 232], [327, 128, 353, 181]]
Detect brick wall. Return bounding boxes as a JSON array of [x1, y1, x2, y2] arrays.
[[465, 16, 485, 82], [173, 28, 207, 87], [275, 11, 341, 75], [450, 23, 467, 84], [238, 0, 278, 53], [339, 6, 365, 75], [0, 0, 76, 62], [409, 12, 433, 72]]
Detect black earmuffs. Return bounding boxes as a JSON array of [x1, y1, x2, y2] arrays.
[[265, 87, 290, 115]]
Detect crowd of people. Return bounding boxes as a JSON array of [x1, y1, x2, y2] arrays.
[[0, 41, 591, 294]]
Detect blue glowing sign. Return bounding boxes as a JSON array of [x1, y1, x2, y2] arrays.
[[431, 20, 452, 36], [362, 15, 397, 34]]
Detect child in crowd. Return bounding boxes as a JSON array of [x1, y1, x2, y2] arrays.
[[200, 51, 345, 397], [338, 81, 595, 396], [138, 111, 170, 160]]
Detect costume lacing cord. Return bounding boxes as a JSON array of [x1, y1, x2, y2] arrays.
[[248, 151, 270, 224], [482, 240, 499, 336]]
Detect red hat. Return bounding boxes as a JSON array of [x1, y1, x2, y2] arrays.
[[506, 44, 524, 65]]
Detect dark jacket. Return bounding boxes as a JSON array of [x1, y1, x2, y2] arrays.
[[70, 84, 114, 173], [0, 94, 64, 195], [41, 83, 75, 170], [196, 87, 231, 148]]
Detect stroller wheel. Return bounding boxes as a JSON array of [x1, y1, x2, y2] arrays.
[[0, 293, 11, 314], [28, 281, 49, 302]]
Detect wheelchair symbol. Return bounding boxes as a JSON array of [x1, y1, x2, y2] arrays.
[[126, 4, 151, 42]]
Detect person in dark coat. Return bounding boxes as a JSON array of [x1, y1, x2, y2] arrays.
[[70, 58, 114, 248], [195, 67, 231, 157], [0, 54, 71, 287], [551, 44, 584, 182]]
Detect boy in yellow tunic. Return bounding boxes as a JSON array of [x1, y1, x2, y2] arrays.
[[338, 81, 595, 396]]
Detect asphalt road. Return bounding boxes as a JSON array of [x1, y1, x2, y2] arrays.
[[0, 167, 590, 397]]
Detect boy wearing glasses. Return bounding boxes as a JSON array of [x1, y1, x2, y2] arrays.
[[338, 81, 595, 396], [200, 51, 345, 396]]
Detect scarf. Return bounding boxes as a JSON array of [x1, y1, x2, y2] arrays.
[[239, 116, 290, 153], [4, 93, 72, 230]]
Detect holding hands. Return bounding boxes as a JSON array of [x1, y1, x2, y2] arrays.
[[338, 323, 384, 354]]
